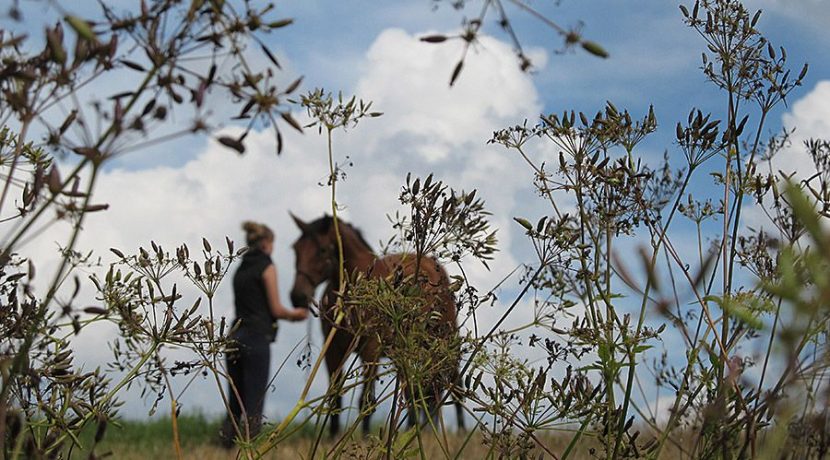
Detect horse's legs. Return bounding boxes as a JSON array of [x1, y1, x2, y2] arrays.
[[323, 320, 350, 438], [454, 373, 466, 431], [406, 396, 418, 428], [455, 399, 465, 431], [404, 382, 420, 428], [359, 344, 380, 434], [324, 348, 345, 438]]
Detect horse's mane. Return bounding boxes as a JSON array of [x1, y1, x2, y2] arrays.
[[308, 215, 374, 254]]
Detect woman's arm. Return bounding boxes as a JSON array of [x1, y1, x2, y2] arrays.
[[262, 264, 307, 321]]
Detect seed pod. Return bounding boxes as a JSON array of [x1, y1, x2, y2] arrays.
[[48, 165, 62, 194], [217, 136, 245, 154], [281, 112, 303, 133], [581, 40, 609, 58], [65, 15, 96, 41], [284, 76, 303, 94], [83, 204, 109, 212], [449, 60, 464, 86], [46, 27, 66, 64], [84, 306, 108, 315], [268, 18, 294, 28], [420, 34, 448, 43], [513, 217, 533, 231]]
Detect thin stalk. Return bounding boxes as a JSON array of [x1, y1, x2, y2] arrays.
[[257, 310, 344, 455], [0, 121, 31, 218], [561, 413, 594, 460], [259, 120, 351, 456], [415, 382, 451, 460], [614, 169, 693, 458], [159, 355, 183, 460]]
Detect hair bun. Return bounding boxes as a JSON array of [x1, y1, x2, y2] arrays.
[[242, 221, 261, 234], [241, 221, 274, 246]]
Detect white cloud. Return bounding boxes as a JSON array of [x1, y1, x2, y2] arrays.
[[354, 28, 545, 163], [783, 81, 830, 145], [762, 80, 830, 179], [738, 80, 830, 235], [22, 27, 550, 419]]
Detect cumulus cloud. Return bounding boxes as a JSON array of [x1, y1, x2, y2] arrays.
[[26, 28, 550, 419], [766, 81, 830, 179], [736, 80, 830, 233]]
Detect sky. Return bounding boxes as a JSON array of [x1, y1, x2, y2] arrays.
[[5, 0, 830, 426]]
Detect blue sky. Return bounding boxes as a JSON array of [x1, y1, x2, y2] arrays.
[[7, 0, 830, 424]]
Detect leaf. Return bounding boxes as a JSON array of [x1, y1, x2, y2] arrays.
[[785, 182, 824, 252]]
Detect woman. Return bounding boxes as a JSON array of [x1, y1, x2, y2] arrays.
[[221, 221, 308, 447]]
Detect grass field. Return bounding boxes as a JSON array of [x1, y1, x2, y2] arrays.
[[65, 413, 599, 459]]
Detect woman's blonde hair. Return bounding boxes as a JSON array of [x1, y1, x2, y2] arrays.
[[242, 221, 275, 248]]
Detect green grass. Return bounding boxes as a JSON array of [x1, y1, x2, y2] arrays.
[[60, 413, 620, 459], [68, 413, 222, 459]]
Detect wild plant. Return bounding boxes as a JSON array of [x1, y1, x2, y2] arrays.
[[484, 1, 823, 458], [0, 1, 301, 458]]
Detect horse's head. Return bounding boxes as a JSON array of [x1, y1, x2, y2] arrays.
[[289, 213, 338, 309]]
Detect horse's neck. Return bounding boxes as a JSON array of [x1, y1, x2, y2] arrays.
[[338, 227, 376, 275]]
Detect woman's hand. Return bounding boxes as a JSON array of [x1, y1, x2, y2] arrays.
[[263, 264, 309, 321], [289, 308, 309, 321]]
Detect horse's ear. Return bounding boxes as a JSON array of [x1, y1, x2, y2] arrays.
[[320, 214, 332, 231], [289, 212, 310, 233]]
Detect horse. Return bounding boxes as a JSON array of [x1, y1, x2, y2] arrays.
[[288, 213, 465, 436]]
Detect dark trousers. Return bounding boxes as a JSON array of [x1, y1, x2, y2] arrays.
[[220, 328, 271, 447]]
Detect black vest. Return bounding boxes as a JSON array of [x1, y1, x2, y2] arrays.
[[232, 249, 278, 341]]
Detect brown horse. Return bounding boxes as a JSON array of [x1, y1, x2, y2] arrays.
[[288, 214, 464, 436]]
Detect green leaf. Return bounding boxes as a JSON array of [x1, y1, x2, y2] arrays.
[[785, 182, 828, 255], [632, 345, 652, 354]]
